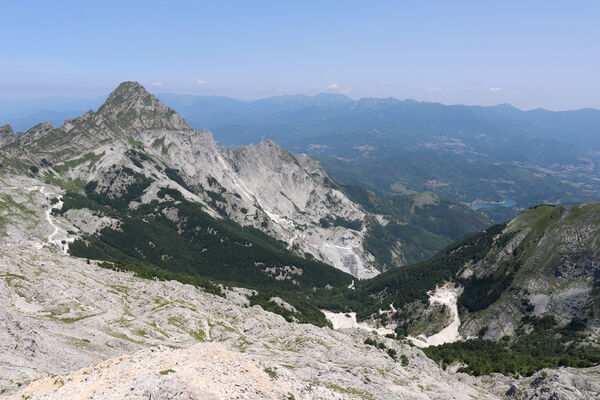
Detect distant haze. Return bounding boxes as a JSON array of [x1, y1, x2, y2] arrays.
[[1, 1, 599, 110]]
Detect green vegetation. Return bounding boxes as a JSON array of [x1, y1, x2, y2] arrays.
[[164, 167, 194, 193], [424, 316, 600, 377], [264, 367, 278, 379], [126, 135, 144, 149], [400, 354, 409, 367], [159, 369, 175, 375], [98, 260, 223, 296], [343, 185, 490, 267], [312, 224, 506, 321], [364, 337, 397, 361], [318, 216, 362, 231], [318, 148, 598, 224], [53, 152, 104, 173], [248, 290, 329, 326], [84, 166, 152, 211], [65, 187, 352, 326]]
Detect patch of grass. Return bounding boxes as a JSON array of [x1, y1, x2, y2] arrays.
[[127, 136, 144, 149], [148, 321, 170, 338], [0, 273, 28, 286], [58, 313, 100, 324], [133, 329, 148, 337], [108, 332, 146, 345], [151, 136, 166, 149], [159, 369, 175, 375], [321, 382, 376, 400], [0, 194, 36, 216], [53, 152, 104, 173], [264, 367, 278, 380]]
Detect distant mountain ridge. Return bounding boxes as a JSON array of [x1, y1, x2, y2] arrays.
[[0, 82, 488, 282], [155, 92, 600, 223]]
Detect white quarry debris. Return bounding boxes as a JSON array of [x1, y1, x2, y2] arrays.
[[410, 283, 463, 348], [38, 187, 74, 254], [21, 186, 75, 254], [324, 283, 462, 347], [321, 310, 395, 336]]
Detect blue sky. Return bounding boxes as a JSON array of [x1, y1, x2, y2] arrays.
[[1, 1, 599, 110]]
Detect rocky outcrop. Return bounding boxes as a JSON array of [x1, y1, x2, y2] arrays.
[[0, 125, 16, 147], [137, 129, 375, 277], [96, 81, 191, 133], [18, 122, 54, 145], [0, 245, 487, 399], [6, 343, 299, 400], [556, 252, 600, 287], [459, 204, 600, 339]]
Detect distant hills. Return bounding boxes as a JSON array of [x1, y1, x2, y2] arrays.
[[3, 91, 600, 222], [156, 93, 600, 221]]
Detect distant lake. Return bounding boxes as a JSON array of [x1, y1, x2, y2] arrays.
[[470, 199, 517, 211]]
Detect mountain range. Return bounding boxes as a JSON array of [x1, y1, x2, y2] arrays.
[[156, 92, 600, 222], [1, 82, 599, 399], [4, 91, 600, 223]]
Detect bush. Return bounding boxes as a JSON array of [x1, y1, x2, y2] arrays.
[[400, 354, 409, 366]]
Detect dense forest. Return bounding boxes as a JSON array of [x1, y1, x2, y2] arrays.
[[424, 316, 600, 377], [63, 185, 353, 327]]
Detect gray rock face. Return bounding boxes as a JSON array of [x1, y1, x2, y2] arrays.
[[137, 129, 375, 277], [459, 204, 600, 340], [4, 82, 380, 278], [96, 81, 191, 133], [18, 122, 54, 145], [0, 245, 480, 399], [1, 244, 598, 400], [556, 252, 600, 287], [0, 125, 16, 147]]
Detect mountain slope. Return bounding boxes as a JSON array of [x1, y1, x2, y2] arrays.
[[326, 203, 600, 332], [155, 93, 600, 222], [0, 245, 478, 399], [2, 243, 598, 399], [1, 83, 600, 394], [0, 81, 489, 280], [311, 203, 600, 376]]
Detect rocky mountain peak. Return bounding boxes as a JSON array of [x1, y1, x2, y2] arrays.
[[0, 124, 14, 136], [20, 122, 55, 144], [101, 81, 151, 108], [0, 124, 16, 147], [96, 81, 191, 133]]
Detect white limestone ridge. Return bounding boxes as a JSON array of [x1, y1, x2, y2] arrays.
[[10, 82, 382, 278]]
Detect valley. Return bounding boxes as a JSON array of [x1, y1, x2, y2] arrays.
[[0, 81, 599, 399], [3, 3, 599, 399]]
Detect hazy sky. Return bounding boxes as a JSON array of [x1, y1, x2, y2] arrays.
[[2, 1, 599, 110]]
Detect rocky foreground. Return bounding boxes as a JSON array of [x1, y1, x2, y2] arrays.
[[1, 245, 599, 399]]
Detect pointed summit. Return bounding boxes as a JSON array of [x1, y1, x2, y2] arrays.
[[0, 124, 13, 135], [102, 81, 150, 108], [96, 81, 191, 132], [20, 122, 55, 145], [0, 124, 17, 147]]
